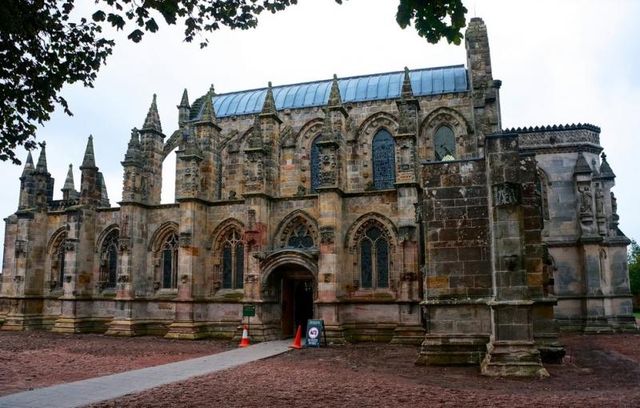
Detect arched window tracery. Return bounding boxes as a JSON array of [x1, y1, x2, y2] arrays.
[[359, 225, 390, 289], [99, 230, 119, 289], [277, 213, 317, 250], [220, 229, 244, 289], [372, 129, 395, 189], [434, 126, 456, 161], [161, 232, 179, 289]]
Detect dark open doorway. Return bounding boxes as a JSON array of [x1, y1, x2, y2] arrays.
[[281, 274, 314, 337]]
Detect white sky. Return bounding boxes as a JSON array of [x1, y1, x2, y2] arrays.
[[1, 0, 639, 263]]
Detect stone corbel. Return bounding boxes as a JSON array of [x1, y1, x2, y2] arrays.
[[64, 239, 77, 252], [179, 232, 192, 248], [319, 226, 336, 245]]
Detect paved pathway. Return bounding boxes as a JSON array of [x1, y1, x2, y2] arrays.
[[0, 340, 291, 408]]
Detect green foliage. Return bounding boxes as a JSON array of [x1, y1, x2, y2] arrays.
[[0, 0, 466, 164], [629, 240, 640, 296]]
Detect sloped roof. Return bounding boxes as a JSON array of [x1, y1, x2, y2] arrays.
[[190, 65, 468, 120]]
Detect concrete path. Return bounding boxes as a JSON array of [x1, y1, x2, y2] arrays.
[[0, 340, 291, 408]]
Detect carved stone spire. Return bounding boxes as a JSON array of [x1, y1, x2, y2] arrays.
[[81, 135, 96, 169], [123, 128, 142, 164], [179, 88, 189, 108], [261, 82, 277, 115], [142, 94, 162, 133], [599, 152, 616, 179], [178, 89, 190, 127], [401, 67, 414, 99], [21, 152, 34, 177], [574, 153, 592, 174], [327, 74, 342, 107], [36, 142, 48, 173], [200, 92, 217, 124], [247, 115, 264, 149], [62, 164, 75, 191]]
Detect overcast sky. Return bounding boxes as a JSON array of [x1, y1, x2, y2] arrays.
[[1, 0, 639, 263]]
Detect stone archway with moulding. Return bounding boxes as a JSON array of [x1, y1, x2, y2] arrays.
[[419, 107, 473, 161]]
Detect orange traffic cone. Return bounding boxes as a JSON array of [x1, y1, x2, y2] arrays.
[[238, 325, 250, 347], [289, 325, 303, 349]]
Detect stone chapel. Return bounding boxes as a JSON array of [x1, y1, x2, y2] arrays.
[[1, 18, 635, 376]]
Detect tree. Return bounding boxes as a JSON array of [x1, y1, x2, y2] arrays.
[[0, 0, 466, 164], [629, 240, 640, 309]]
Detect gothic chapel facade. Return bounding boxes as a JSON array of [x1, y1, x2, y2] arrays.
[[1, 19, 635, 376]]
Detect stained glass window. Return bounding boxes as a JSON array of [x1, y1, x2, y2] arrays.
[[434, 126, 455, 161], [221, 229, 244, 289], [372, 130, 395, 190], [310, 136, 321, 193], [359, 225, 390, 289], [161, 233, 179, 289], [100, 230, 119, 289]]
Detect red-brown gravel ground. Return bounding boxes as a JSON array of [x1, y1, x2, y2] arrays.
[[2, 331, 640, 407], [91, 333, 640, 408], [0, 331, 233, 396]]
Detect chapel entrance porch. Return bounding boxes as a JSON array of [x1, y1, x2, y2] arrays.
[[265, 264, 315, 337]]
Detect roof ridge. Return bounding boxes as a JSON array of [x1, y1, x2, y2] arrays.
[[212, 64, 466, 97]]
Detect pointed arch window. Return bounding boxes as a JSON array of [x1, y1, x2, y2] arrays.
[[221, 229, 244, 289], [372, 129, 396, 189], [310, 135, 321, 193], [161, 232, 179, 289], [434, 126, 456, 161], [99, 230, 119, 289], [359, 226, 389, 289], [51, 235, 66, 289]]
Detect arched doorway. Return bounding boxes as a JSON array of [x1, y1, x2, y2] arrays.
[[266, 264, 315, 337], [261, 251, 317, 337]]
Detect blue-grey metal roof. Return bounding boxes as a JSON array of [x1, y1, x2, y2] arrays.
[[192, 65, 467, 120]]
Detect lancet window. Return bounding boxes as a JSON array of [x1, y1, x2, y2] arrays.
[[99, 230, 119, 289], [359, 225, 390, 289], [372, 129, 396, 189], [161, 232, 179, 289], [221, 229, 244, 289]]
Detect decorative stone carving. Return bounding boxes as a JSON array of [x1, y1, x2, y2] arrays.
[[493, 183, 521, 207], [578, 185, 593, 216], [319, 226, 336, 245], [14, 240, 27, 257], [295, 185, 306, 196], [243, 151, 265, 190], [64, 239, 76, 252], [401, 271, 417, 281], [117, 274, 130, 283], [64, 274, 72, 283], [118, 237, 130, 253], [180, 161, 201, 197], [180, 274, 189, 284], [229, 190, 237, 200], [179, 232, 192, 248]]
